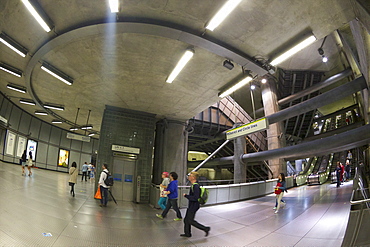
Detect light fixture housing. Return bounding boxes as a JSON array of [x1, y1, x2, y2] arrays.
[[219, 75, 253, 98], [41, 63, 73, 85], [52, 119, 63, 124], [166, 49, 194, 83], [0, 32, 28, 57], [44, 104, 64, 111], [322, 56, 328, 63], [109, 0, 119, 13], [205, 0, 242, 31], [88, 133, 95, 137], [21, 0, 53, 32], [7, 84, 26, 93], [261, 78, 267, 84], [81, 125, 93, 130], [20, 99, 36, 106], [69, 127, 78, 131], [223, 60, 234, 70], [0, 62, 22, 77], [270, 35, 317, 66], [34, 111, 48, 115]]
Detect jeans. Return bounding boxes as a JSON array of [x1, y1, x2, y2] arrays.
[[275, 192, 284, 211], [184, 210, 208, 236], [158, 197, 167, 210], [81, 171, 88, 181], [162, 198, 182, 219], [100, 186, 108, 206]]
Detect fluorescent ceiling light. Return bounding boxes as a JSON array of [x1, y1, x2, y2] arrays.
[[166, 49, 194, 83], [21, 0, 52, 32], [70, 127, 78, 131], [0, 33, 28, 57], [7, 84, 26, 93], [109, 0, 119, 13], [270, 35, 317, 66], [20, 99, 36, 106], [88, 133, 95, 137], [81, 125, 93, 130], [34, 111, 48, 115], [0, 63, 22, 77], [52, 119, 63, 124], [44, 104, 64, 111], [219, 76, 252, 98], [41, 63, 73, 85], [205, 0, 242, 31]]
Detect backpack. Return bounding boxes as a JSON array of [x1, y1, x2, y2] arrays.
[[103, 171, 114, 186], [192, 183, 209, 205]]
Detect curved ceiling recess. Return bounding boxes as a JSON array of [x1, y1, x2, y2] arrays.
[[24, 21, 268, 131]]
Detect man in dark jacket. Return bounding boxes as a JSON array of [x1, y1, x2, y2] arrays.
[[181, 171, 210, 238]]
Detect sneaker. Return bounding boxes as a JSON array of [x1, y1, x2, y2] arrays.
[[156, 214, 164, 219], [205, 227, 211, 237], [274, 210, 279, 214], [273, 207, 277, 210], [180, 234, 191, 237], [174, 218, 182, 221]]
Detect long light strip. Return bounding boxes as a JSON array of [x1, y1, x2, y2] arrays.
[[20, 99, 36, 106], [0, 33, 27, 57], [270, 35, 317, 66], [44, 104, 64, 111], [41, 64, 73, 85], [88, 133, 95, 137], [205, 0, 242, 31], [0, 63, 22, 77], [21, 0, 52, 32], [52, 119, 63, 124], [109, 0, 119, 13], [219, 76, 252, 98], [70, 127, 78, 131], [34, 111, 48, 115], [7, 84, 26, 93], [81, 125, 93, 130], [166, 49, 194, 83]]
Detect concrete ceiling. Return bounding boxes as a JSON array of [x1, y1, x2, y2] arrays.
[[0, 0, 368, 138]]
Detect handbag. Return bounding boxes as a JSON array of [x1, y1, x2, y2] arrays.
[[94, 186, 102, 199]]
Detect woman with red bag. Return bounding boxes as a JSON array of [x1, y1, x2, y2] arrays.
[[274, 173, 286, 214]]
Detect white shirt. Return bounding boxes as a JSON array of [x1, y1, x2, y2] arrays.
[[99, 169, 109, 188]]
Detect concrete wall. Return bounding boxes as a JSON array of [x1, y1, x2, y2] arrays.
[[0, 92, 98, 172]]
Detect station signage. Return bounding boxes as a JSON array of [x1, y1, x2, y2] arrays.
[[226, 118, 269, 140], [112, 144, 140, 154], [66, 132, 91, 142]]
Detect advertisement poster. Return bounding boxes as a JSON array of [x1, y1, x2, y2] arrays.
[[5, 131, 16, 155], [26, 139, 37, 161], [16, 136, 27, 157], [58, 149, 69, 167]]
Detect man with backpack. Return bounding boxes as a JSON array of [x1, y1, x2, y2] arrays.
[[98, 164, 111, 207], [181, 171, 210, 238]]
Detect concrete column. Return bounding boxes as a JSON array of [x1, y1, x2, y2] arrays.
[[153, 119, 188, 186], [234, 134, 246, 183], [261, 80, 286, 178]]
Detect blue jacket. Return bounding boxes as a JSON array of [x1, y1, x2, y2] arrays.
[[277, 180, 287, 192], [167, 180, 178, 199]]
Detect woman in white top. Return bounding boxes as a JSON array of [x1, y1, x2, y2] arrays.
[[27, 151, 33, 176], [69, 162, 78, 197]]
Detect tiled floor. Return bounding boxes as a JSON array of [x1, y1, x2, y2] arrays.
[[1, 161, 352, 246]]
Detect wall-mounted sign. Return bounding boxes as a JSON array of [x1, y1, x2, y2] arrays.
[[16, 136, 27, 157], [66, 132, 91, 142], [112, 144, 140, 154], [58, 148, 69, 167], [226, 118, 269, 140], [5, 131, 16, 155]]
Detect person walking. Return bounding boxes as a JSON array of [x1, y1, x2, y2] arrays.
[[157, 172, 170, 210], [27, 151, 33, 176], [21, 150, 27, 176], [345, 161, 351, 182], [81, 162, 88, 181], [87, 163, 92, 180], [156, 172, 182, 221], [98, 164, 110, 207], [180, 171, 210, 238], [274, 173, 286, 214], [69, 162, 78, 197], [335, 162, 341, 188]]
